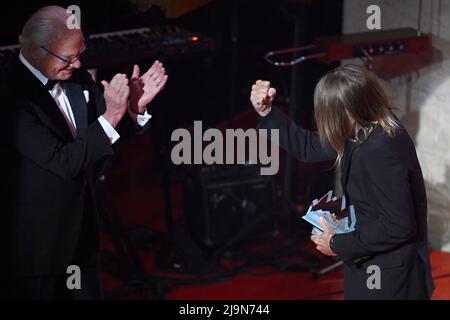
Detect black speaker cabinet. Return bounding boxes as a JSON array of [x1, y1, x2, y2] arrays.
[[184, 165, 278, 248]]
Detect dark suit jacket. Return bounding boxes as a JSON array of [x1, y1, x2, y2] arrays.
[[0, 59, 149, 287], [258, 107, 435, 300]]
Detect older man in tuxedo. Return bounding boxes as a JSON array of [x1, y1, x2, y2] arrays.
[[0, 6, 168, 299]]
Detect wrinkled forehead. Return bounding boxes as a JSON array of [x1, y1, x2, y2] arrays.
[[47, 28, 85, 54]]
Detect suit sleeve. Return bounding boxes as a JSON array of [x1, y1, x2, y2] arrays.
[[257, 107, 336, 162], [332, 142, 417, 262], [9, 101, 114, 180]]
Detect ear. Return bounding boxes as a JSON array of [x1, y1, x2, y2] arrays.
[[30, 46, 41, 57]]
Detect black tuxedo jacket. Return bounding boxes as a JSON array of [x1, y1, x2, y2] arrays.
[[258, 107, 435, 300], [0, 59, 148, 282]]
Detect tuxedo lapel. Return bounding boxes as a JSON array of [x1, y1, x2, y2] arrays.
[[13, 60, 74, 141], [62, 81, 88, 135]]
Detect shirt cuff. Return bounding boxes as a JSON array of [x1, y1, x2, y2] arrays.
[[98, 116, 120, 144], [128, 108, 152, 127]]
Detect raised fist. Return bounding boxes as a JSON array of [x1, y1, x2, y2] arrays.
[[250, 80, 277, 117]]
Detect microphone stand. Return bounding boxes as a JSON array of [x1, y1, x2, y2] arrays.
[[263, 5, 343, 278]]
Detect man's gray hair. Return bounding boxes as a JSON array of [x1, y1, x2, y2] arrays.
[[19, 6, 71, 50]]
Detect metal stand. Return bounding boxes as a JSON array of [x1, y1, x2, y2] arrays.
[[283, 5, 306, 236], [312, 259, 343, 278]]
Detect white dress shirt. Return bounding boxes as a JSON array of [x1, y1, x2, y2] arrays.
[[19, 52, 151, 143]]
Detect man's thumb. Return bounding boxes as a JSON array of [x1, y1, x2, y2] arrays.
[[268, 87, 277, 98], [320, 216, 332, 233], [132, 64, 140, 79], [101, 80, 109, 90]]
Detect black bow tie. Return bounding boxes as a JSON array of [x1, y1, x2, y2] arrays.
[[45, 80, 59, 90]]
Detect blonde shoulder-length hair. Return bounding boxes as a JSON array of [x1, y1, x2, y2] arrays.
[[313, 64, 398, 164]]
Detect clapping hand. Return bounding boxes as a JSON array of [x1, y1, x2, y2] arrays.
[[129, 60, 168, 114], [102, 73, 130, 127]]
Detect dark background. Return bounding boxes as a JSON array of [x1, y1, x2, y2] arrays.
[[0, 0, 343, 129], [0, 0, 343, 288], [0, 0, 343, 246]]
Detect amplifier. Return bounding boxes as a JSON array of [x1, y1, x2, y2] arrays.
[[184, 165, 278, 249]]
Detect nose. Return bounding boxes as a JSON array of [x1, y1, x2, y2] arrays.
[[71, 58, 82, 69]]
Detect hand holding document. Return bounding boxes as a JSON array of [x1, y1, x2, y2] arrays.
[[302, 190, 356, 235]]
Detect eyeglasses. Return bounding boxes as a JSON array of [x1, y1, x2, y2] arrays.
[[40, 44, 87, 64]]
